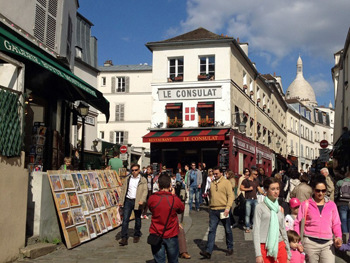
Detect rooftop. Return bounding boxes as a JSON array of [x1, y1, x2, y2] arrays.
[[99, 64, 152, 72]]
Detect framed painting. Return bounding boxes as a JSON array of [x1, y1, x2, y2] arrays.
[[101, 190, 110, 208], [66, 227, 80, 249], [102, 211, 112, 230], [106, 170, 116, 187], [102, 171, 111, 188], [111, 170, 122, 186], [97, 171, 107, 188], [71, 173, 81, 192], [61, 173, 75, 190], [97, 213, 107, 233], [88, 172, 98, 190], [90, 193, 100, 212], [77, 173, 87, 192], [108, 207, 118, 228], [67, 192, 80, 207], [62, 210, 74, 228], [71, 207, 85, 225], [84, 194, 94, 213], [83, 173, 92, 191], [95, 192, 105, 210], [55, 192, 69, 210], [78, 195, 89, 215], [108, 189, 117, 206], [49, 175, 63, 192], [29, 154, 35, 164], [37, 135, 46, 146], [112, 188, 121, 205], [85, 217, 96, 239], [76, 224, 90, 243], [91, 215, 102, 235]]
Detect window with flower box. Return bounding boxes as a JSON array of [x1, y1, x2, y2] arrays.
[[198, 102, 214, 127], [168, 58, 184, 82], [166, 103, 183, 128], [198, 56, 215, 80]]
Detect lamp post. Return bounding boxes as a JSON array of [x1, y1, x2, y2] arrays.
[[77, 102, 89, 170], [276, 140, 281, 150]]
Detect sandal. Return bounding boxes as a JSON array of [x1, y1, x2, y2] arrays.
[[245, 229, 251, 233]]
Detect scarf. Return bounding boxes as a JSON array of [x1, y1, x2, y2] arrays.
[[264, 197, 280, 259]]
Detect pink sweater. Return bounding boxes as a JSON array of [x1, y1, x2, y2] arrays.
[[290, 249, 305, 263], [294, 197, 342, 240]]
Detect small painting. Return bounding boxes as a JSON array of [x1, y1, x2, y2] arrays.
[[108, 207, 119, 228], [76, 224, 90, 243], [109, 189, 118, 206], [97, 171, 107, 188], [97, 213, 107, 233], [111, 170, 122, 186], [62, 210, 74, 228], [55, 193, 69, 210], [37, 135, 46, 146], [38, 126, 47, 136], [85, 217, 96, 239], [71, 173, 81, 192], [102, 211, 112, 230], [66, 227, 80, 248], [29, 154, 35, 164], [91, 215, 102, 235], [112, 188, 121, 205], [67, 192, 80, 207], [71, 207, 85, 225], [90, 193, 100, 211], [35, 155, 43, 164], [119, 167, 127, 177], [83, 173, 92, 191], [36, 145, 43, 155], [102, 190, 110, 208], [49, 175, 63, 191], [77, 173, 87, 192], [78, 195, 89, 215], [102, 171, 111, 188], [88, 172, 98, 190], [106, 171, 116, 187], [61, 173, 75, 190], [84, 194, 94, 213], [95, 192, 104, 209]]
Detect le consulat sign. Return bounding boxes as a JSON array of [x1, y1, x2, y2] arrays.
[[158, 87, 222, 100]]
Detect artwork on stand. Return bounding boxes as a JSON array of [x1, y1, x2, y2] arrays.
[[35, 155, 43, 164], [78, 195, 89, 215], [91, 215, 102, 235], [111, 170, 122, 186], [108, 189, 117, 206], [55, 193, 69, 210], [101, 190, 110, 208], [112, 188, 121, 205], [106, 170, 116, 187], [29, 154, 35, 164], [38, 126, 47, 136], [84, 194, 94, 213], [108, 207, 119, 228], [97, 171, 107, 188], [49, 175, 63, 191], [119, 167, 127, 177], [90, 193, 100, 212], [61, 174, 75, 190], [67, 192, 80, 207], [37, 135, 46, 146], [36, 146, 43, 155], [94, 173, 102, 189], [102, 171, 111, 188], [66, 227, 80, 248], [86, 217, 96, 239], [97, 213, 107, 233], [95, 192, 105, 209], [77, 173, 87, 192], [71, 207, 85, 225], [102, 211, 112, 230], [62, 210, 74, 228], [76, 224, 90, 243], [88, 172, 98, 190], [83, 173, 92, 191], [71, 174, 81, 192]]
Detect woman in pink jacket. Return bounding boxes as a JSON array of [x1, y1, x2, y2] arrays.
[[294, 175, 342, 262]]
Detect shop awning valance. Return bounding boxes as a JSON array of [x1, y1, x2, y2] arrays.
[[165, 103, 182, 109], [197, 101, 214, 108], [143, 129, 229, 143], [0, 24, 110, 122]]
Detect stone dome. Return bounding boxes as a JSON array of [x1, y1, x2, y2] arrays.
[[286, 56, 317, 107]]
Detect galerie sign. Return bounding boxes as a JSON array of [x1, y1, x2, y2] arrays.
[[158, 87, 222, 101]]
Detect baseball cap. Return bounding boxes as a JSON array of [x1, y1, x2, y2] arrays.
[[290, 198, 301, 208]]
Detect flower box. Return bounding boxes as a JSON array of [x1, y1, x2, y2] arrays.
[[198, 75, 208, 80], [198, 119, 214, 127], [167, 120, 183, 128], [250, 91, 254, 95], [174, 76, 183, 81], [257, 98, 261, 103]]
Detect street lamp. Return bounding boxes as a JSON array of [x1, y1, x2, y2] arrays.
[[276, 141, 281, 149], [238, 121, 246, 133], [77, 102, 89, 170]]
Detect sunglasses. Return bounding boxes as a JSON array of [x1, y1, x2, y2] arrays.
[[131, 169, 139, 172], [213, 173, 220, 175], [315, 189, 326, 193]]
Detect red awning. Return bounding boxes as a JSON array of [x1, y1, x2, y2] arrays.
[[165, 103, 182, 109], [143, 129, 229, 143], [197, 102, 214, 108]]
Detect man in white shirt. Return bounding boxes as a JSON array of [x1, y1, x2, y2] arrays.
[[119, 164, 148, 246]]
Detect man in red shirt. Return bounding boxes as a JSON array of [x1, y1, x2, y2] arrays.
[[148, 174, 184, 262]]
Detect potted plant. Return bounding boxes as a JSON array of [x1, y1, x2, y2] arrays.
[[263, 104, 267, 108], [198, 119, 214, 127], [257, 98, 261, 103], [198, 73, 208, 80], [267, 109, 271, 113], [167, 119, 183, 128], [243, 85, 248, 89], [174, 76, 183, 81], [250, 91, 254, 95]]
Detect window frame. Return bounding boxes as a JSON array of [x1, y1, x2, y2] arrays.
[[199, 55, 215, 77], [168, 57, 184, 80]]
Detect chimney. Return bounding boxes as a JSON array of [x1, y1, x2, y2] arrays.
[[221, 33, 223, 36], [237, 37, 240, 43], [104, 60, 113, 67], [273, 72, 276, 77]]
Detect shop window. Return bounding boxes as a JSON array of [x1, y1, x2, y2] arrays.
[[185, 107, 195, 121], [168, 57, 184, 82], [198, 56, 215, 80], [198, 102, 214, 127], [166, 103, 183, 128]]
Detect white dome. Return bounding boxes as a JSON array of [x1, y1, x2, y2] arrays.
[[286, 56, 317, 107]]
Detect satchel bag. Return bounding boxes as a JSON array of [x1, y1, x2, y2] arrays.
[[147, 195, 175, 246]]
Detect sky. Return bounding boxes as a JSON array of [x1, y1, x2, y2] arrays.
[[79, 0, 350, 106]]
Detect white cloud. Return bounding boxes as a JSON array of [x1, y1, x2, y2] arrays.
[[121, 37, 130, 42], [308, 75, 332, 97], [174, 0, 350, 63]]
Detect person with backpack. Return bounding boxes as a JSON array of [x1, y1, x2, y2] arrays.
[[335, 171, 350, 240]]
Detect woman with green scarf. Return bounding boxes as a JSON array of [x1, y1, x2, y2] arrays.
[[253, 177, 291, 263]]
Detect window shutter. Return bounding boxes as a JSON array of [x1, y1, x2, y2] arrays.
[[111, 77, 116, 93], [115, 104, 120, 121], [120, 104, 125, 121], [318, 111, 323, 124], [123, 131, 128, 144], [125, 76, 130, 93], [109, 131, 114, 143]]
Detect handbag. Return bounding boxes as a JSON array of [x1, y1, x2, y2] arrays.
[[147, 195, 175, 246], [300, 200, 309, 242]]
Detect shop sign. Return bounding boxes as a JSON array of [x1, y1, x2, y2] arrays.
[[158, 87, 222, 101], [256, 149, 272, 160], [147, 135, 221, 143], [232, 136, 255, 154]]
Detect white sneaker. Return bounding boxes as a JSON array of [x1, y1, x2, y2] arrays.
[[143, 215, 149, 219]]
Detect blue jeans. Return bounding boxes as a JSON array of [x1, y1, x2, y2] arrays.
[[189, 187, 199, 211], [245, 199, 258, 229], [206, 209, 233, 254], [151, 236, 179, 263], [338, 205, 350, 233], [121, 198, 142, 239]]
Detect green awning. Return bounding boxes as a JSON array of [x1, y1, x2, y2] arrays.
[[0, 24, 110, 122]]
